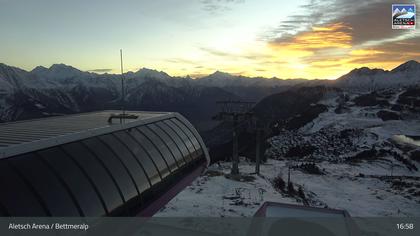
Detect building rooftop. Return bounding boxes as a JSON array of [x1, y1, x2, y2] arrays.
[[253, 202, 354, 235], [0, 110, 175, 159], [0, 110, 210, 216], [254, 201, 350, 218]]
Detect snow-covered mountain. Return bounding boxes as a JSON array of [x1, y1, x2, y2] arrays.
[[126, 68, 172, 80], [32, 64, 91, 80], [0, 63, 305, 124], [334, 60, 420, 91], [0, 63, 241, 130], [0, 60, 419, 126], [0, 63, 54, 90], [195, 70, 305, 88]]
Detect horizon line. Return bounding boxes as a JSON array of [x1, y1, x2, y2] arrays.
[[1, 59, 418, 81]]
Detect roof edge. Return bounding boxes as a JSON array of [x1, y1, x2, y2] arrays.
[[0, 111, 176, 159]]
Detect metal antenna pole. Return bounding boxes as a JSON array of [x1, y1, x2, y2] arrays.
[[120, 49, 126, 118]]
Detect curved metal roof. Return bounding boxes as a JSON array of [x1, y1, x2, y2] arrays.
[[0, 111, 209, 216]]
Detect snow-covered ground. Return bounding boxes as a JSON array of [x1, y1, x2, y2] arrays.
[[155, 157, 420, 217], [156, 89, 420, 217], [156, 158, 298, 217]]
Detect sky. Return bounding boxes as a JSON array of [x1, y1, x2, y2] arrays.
[[0, 0, 419, 79]]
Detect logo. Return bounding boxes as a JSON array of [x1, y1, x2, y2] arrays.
[[392, 4, 416, 29]]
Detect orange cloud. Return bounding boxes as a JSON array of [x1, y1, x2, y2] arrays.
[[258, 22, 355, 78], [162, 22, 419, 80], [349, 49, 384, 56], [270, 22, 352, 50]]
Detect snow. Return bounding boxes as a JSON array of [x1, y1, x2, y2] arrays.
[[393, 135, 420, 147], [195, 71, 304, 88], [156, 88, 420, 218], [156, 156, 420, 217], [156, 158, 298, 217], [335, 61, 420, 91], [282, 161, 420, 216]]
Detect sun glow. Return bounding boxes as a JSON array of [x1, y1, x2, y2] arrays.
[[162, 21, 414, 80]]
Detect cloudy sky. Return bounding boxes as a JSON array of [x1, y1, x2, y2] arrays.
[[0, 0, 419, 79]]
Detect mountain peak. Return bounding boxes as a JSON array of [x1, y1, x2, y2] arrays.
[[208, 71, 234, 78], [335, 66, 385, 84], [391, 60, 420, 72], [49, 63, 81, 72], [31, 63, 86, 79], [136, 67, 165, 74], [335, 60, 420, 90], [346, 67, 385, 76], [131, 67, 171, 80], [31, 65, 48, 73]]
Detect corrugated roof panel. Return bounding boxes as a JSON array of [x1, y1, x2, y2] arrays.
[[0, 110, 173, 159], [0, 110, 211, 216]]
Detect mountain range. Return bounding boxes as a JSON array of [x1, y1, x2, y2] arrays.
[[0, 60, 419, 130], [334, 60, 420, 90]]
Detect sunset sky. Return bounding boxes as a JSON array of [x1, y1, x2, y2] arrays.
[[0, 0, 419, 79]]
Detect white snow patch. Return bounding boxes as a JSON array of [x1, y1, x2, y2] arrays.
[[156, 158, 420, 217]]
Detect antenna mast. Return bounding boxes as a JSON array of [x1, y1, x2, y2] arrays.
[[120, 49, 126, 117], [108, 49, 139, 124]]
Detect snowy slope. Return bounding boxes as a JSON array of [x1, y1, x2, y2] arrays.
[[156, 159, 301, 217], [335, 60, 420, 91], [156, 157, 420, 217], [157, 87, 420, 217]]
